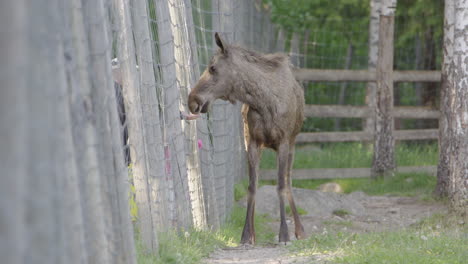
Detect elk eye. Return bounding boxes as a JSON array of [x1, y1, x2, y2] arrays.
[[209, 66, 216, 74]]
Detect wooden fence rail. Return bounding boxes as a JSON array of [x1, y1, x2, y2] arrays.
[[261, 166, 437, 180], [281, 1, 441, 179], [294, 69, 441, 83], [296, 129, 438, 143], [304, 105, 440, 119]]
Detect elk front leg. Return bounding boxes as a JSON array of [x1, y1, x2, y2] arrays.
[[241, 141, 260, 244], [277, 142, 290, 243], [286, 145, 306, 239]]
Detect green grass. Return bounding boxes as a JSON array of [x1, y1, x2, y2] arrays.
[[262, 172, 436, 201], [260, 142, 438, 169], [286, 205, 308, 216], [258, 142, 438, 200], [136, 205, 275, 264], [288, 214, 468, 264], [332, 209, 350, 217]]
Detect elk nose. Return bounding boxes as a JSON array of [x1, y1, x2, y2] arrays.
[[188, 95, 201, 114]]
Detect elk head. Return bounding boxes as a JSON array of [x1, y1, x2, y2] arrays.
[[188, 33, 236, 114]]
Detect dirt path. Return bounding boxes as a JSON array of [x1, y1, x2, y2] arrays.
[[202, 187, 446, 264]]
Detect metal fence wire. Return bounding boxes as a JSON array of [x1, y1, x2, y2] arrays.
[[1, 0, 442, 262], [1, 0, 275, 262]]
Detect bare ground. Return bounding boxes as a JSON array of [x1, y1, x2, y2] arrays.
[[202, 186, 447, 264]]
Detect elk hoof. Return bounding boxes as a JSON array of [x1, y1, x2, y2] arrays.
[[240, 236, 255, 245], [295, 226, 306, 240], [278, 230, 290, 243]]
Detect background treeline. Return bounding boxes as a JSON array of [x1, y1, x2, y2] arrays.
[[264, 0, 443, 133]]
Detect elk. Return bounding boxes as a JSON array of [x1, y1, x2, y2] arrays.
[[188, 33, 305, 244]]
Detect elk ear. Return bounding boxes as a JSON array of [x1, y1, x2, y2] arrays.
[[215, 32, 228, 54]]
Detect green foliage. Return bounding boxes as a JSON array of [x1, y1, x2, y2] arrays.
[[260, 143, 438, 199], [136, 205, 275, 263], [278, 172, 436, 200], [265, 0, 369, 42], [234, 179, 248, 201], [128, 166, 138, 222], [265, 0, 444, 132], [288, 214, 468, 264], [332, 209, 350, 218], [286, 205, 308, 216], [260, 142, 438, 170]]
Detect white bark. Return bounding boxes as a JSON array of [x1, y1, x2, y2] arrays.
[[447, 0, 468, 213], [371, 0, 397, 177], [169, 0, 208, 230], [128, 0, 167, 252], [0, 2, 29, 262], [155, 0, 193, 229], [85, 0, 137, 262], [69, 0, 111, 262], [435, 0, 455, 197], [190, 0, 221, 229], [365, 0, 382, 133]]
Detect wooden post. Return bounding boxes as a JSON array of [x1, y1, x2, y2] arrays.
[[372, 0, 397, 178]]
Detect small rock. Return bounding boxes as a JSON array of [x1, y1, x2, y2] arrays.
[[405, 177, 414, 183], [318, 182, 343, 193]]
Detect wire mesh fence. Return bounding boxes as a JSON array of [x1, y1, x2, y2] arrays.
[[1, 0, 443, 262], [1, 0, 276, 261]]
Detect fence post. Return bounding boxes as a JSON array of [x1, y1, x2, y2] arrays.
[[169, 0, 208, 230], [372, 0, 397, 178], [155, 0, 193, 229]]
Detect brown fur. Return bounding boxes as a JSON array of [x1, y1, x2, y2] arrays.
[[188, 33, 305, 244]]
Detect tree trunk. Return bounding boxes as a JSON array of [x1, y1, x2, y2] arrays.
[[155, 0, 193, 229], [365, 0, 382, 134], [86, 1, 137, 262], [371, 0, 397, 178], [169, 0, 208, 230], [435, 0, 454, 198], [445, 0, 468, 213]]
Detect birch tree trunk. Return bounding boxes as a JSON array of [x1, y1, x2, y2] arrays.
[[69, 0, 111, 262], [155, 0, 193, 229], [365, 0, 382, 134], [0, 2, 29, 262], [1, 1, 138, 262], [435, 0, 454, 198], [130, 0, 170, 252], [86, 1, 137, 262], [169, 0, 208, 230], [446, 0, 468, 213], [57, 1, 88, 262], [371, 0, 397, 178], [1, 2, 64, 262]]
